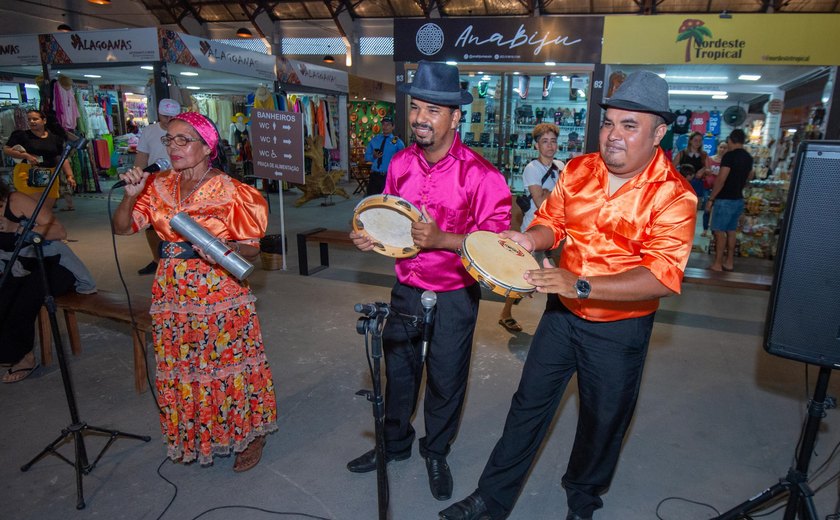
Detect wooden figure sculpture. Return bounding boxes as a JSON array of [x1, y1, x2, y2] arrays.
[[293, 135, 349, 207]]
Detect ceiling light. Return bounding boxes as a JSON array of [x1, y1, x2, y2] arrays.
[[669, 89, 728, 96], [180, 71, 198, 77], [445, 61, 457, 66], [663, 75, 729, 81], [236, 27, 253, 38], [512, 71, 520, 75], [185, 86, 200, 90], [544, 61, 556, 66], [124, 92, 134, 96], [738, 74, 761, 81], [87, 0, 111, 4], [57, 24, 73, 32], [712, 94, 729, 99], [83, 74, 101, 78], [550, 72, 558, 76], [323, 55, 335, 64], [561, 75, 570, 82]]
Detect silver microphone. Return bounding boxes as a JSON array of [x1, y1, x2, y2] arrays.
[[169, 212, 255, 281], [420, 290, 437, 364]]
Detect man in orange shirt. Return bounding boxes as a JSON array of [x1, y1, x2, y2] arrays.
[[441, 71, 697, 520]]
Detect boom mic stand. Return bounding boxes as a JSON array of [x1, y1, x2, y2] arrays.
[[711, 365, 831, 520], [0, 139, 150, 510]]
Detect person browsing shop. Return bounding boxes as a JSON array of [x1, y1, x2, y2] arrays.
[[364, 116, 405, 195], [441, 71, 697, 520], [348, 61, 511, 501], [134, 98, 180, 276]]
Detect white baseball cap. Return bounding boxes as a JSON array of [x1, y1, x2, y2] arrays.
[[158, 98, 181, 117]]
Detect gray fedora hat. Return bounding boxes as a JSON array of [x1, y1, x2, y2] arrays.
[[599, 70, 675, 124], [398, 60, 473, 106]]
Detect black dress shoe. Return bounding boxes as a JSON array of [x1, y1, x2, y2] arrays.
[[566, 512, 592, 520], [439, 491, 490, 519], [425, 456, 453, 501], [137, 261, 158, 275], [346, 448, 410, 473]]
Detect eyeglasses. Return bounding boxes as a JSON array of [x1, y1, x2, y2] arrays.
[[161, 135, 203, 146]]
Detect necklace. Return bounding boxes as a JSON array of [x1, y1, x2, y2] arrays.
[[177, 166, 213, 205]]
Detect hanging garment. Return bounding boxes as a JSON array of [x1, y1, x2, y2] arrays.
[[54, 81, 80, 131]]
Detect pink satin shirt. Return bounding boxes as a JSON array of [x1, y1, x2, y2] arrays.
[[385, 134, 511, 292]]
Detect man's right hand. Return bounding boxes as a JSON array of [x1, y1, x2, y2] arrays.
[[500, 230, 536, 252], [349, 230, 376, 252]]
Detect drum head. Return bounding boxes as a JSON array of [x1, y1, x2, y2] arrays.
[[461, 231, 539, 295], [353, 194, 426, 258]]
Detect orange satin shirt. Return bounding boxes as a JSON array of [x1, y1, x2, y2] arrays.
[[530, 148, 697, 322], [131, 171, 268, 247]]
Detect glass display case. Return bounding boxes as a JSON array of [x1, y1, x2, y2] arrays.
[[457, 70, 591, 193]]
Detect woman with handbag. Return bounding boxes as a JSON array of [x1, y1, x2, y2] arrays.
[[3, 110, 76, 210]]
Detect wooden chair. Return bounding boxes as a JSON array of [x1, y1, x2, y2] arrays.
[[350, 162, 370, 195]]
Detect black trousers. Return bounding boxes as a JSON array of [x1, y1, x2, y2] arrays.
[[0, 255, 76, 364], [381, 281, 481, 459], [366, 172, 386, 196], [477, 295, 654, 518]]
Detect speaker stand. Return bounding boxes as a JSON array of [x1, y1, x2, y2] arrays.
[[712, 366, 831, 520]]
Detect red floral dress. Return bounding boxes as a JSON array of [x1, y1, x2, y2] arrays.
[[131, 170, 277, 464]]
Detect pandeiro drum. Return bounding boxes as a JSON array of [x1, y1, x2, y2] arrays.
[[461, 230, 539, 298], [353, 194, 426, 258]]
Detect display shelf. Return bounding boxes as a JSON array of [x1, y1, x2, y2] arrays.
[[709, 179, 787, 259]]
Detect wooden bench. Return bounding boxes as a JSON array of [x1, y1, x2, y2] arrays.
[[682, 266, 772, 291], [38, 290, 153, 393], [297, 227, 354, 275]]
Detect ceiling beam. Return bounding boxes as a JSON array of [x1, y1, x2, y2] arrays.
[[238, 1, 269, 39]]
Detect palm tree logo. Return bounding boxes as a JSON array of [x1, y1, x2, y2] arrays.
[[676, 19, 712, 62]]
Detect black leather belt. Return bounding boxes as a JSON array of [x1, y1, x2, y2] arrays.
[[158, 241, 199, 259]]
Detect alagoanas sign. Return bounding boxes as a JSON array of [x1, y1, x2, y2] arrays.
[[602, 14, 840, 65]]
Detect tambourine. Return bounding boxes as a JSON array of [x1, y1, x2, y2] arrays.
[[460, 231, 539, 299], [353, 194, 426, 258]]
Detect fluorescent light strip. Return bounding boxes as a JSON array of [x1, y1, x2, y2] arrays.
[[185, 86, 200, 90], [83, 74, 101, 79], [445, 61, 457, 66], [180, 71, 199, 77], [664, 75, 729, 81], [712, 94, 729, 99], [140, 65, 154, 71], [738, 74, 761, 81], [669, 89, 728, 96], [24, 83, 38, 89]]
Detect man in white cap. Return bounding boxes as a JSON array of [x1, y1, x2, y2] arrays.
[[441, 71, 697, 520], [134, 97, 179, 275]]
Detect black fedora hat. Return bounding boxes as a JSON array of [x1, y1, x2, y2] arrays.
[[398, 60, 473, 106], [599, 70, 675, 124]]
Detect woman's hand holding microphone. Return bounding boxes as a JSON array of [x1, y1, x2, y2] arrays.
[[117, 166, 150, 198]]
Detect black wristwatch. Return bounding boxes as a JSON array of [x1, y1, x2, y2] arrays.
[[575, 277, 591, 299]]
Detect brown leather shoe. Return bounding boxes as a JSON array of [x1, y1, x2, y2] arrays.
[[233, 436, 266, 472]]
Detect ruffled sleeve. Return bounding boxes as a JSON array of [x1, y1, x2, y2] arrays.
[[227, 181, 268, 246]]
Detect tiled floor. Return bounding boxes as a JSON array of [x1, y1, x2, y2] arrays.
[[1, 181, 836, 520]]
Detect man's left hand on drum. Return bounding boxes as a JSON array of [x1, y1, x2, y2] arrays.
[[349, 230, 377, 252]]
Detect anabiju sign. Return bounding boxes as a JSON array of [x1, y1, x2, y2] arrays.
[[394, 17, 603, 64]]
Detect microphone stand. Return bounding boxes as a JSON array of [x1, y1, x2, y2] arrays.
[[355, 302, 392, 520], [0, 140, 150, 510]]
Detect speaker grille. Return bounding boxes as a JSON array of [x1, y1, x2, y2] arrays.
[[766, 142, 840, 367]]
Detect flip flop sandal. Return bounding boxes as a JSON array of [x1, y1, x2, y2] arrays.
[[233, 436, 266, 473], [2, 363, 39, 384], [499, 317, 523, 333]]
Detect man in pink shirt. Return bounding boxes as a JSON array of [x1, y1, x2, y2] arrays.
[[348, 61, 511, 501]]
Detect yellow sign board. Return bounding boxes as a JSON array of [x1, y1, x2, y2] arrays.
[[603, 14, 840, 65]]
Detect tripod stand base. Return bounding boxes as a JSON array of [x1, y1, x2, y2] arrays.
[[21, 422, 150, 509]]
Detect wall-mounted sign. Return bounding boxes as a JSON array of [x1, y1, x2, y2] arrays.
[[39, 28, 159, 65], [250, 109, 305, 183], [0, 34, 41, 67], [277, 57, 348, 92], [159, 30, 275, 81], [394, 17, 603, 64], [602, 14, 840, 65]]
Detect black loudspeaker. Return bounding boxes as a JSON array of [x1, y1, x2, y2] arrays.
[[765, 141, 840, 367]]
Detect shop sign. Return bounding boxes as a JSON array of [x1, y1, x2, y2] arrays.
[[0, 34, 41, 67], [277, 57, 349, 92], [39, 28, 159, 65], [250, 109, 305, 184], [160, 30, 275, 81], [602, 14, 840, 65], [394, 17, 603, 63]]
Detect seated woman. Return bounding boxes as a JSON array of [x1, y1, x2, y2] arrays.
[[0, 178, 95, 383]]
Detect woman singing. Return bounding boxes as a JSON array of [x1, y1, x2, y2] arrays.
[[112, 112, 276, 471]]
